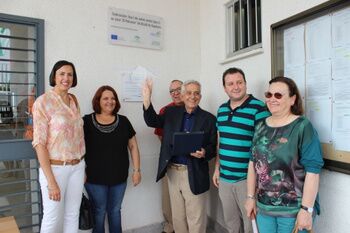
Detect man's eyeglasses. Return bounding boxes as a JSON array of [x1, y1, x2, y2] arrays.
[[169, 88, 181, 94], [264, 92, 285, 99]]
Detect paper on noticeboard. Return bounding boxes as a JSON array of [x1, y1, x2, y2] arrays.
[[305, 15, 331, 62], [284, 24, 305, 68], [306, 98, 332, 143], [332, 101, 350, 151]]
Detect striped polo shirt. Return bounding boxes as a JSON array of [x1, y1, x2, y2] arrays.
[[217, 95, 270, 183]]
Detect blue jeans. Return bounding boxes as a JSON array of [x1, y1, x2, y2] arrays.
[[257, 213, 310, 233], [85, 182, 127, 233]]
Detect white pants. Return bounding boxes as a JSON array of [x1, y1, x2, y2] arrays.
[[39, 160, 85, 233]]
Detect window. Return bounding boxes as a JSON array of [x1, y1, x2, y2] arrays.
[[0, 13, 44, 232], [0, 14, 44, 142], [226, 0, 261, 57]]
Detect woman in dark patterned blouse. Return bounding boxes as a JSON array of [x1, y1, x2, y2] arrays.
[[245, 77, 324, 233]]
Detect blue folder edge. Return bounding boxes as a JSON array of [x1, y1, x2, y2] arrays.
[[172, 131, 204, 155]]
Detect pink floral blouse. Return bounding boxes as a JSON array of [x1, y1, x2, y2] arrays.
[[32, 90, 85, 160]]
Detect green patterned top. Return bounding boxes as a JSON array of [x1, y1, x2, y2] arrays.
[[251, 116, 324, 217]]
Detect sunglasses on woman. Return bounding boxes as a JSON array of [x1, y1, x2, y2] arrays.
[[264, 92, 285, 99]]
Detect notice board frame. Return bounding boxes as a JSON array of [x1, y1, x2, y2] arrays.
[[271, 0, 350, 174]]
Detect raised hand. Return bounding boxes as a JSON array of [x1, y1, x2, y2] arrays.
[[142, 78, 153, 109]]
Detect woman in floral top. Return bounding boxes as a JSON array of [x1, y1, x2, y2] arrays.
[[32, 60, 85, 233], [245, 77, 324, 233]]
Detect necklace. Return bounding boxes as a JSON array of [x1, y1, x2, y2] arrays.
[[91, 114, 119, 133], [268, 113, 297, 127]]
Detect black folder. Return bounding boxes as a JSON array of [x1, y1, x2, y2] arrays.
[[172, 131, 204, 155]]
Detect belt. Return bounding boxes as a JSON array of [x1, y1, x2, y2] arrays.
[[50, 156, 84, 166], [169, 163, 187, 171]]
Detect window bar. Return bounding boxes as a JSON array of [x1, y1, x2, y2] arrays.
[[0, 47, 36, 52], [255, 0, 259, 44], [247, 0, 251, 46], [0, 94, 36, 97], [0, 34, 36, 41], [34, 26, 39, 95], [0, 82, 36, 85], [0, 58, 36, 63], [226, 6, 230, 54], [239, 0, 243, 49], [230, 5, 235, 52], [0, 70, 36, 74]]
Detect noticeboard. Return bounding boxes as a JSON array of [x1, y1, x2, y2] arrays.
[[271, 0, 350, 174]]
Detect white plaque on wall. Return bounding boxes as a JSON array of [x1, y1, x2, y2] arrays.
[[108, 7, 163, 50]]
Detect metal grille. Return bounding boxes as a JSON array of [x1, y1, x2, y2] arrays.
[[0, 159, 41, 232], [0, 13, 44, 233], [0, 21, 37, 140], [226, 0, 262, 57]]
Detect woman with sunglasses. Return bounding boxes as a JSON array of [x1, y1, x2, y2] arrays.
[[245, 77, 324, 233]]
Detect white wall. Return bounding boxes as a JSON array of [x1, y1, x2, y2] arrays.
[[0, 0, 201, 230], [199, 0, 350, 232]]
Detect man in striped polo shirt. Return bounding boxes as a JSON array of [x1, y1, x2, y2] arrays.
[[212, 67, 270, 233]]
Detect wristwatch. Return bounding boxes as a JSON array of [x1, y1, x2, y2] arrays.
[[301, 205, 313, 213]]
